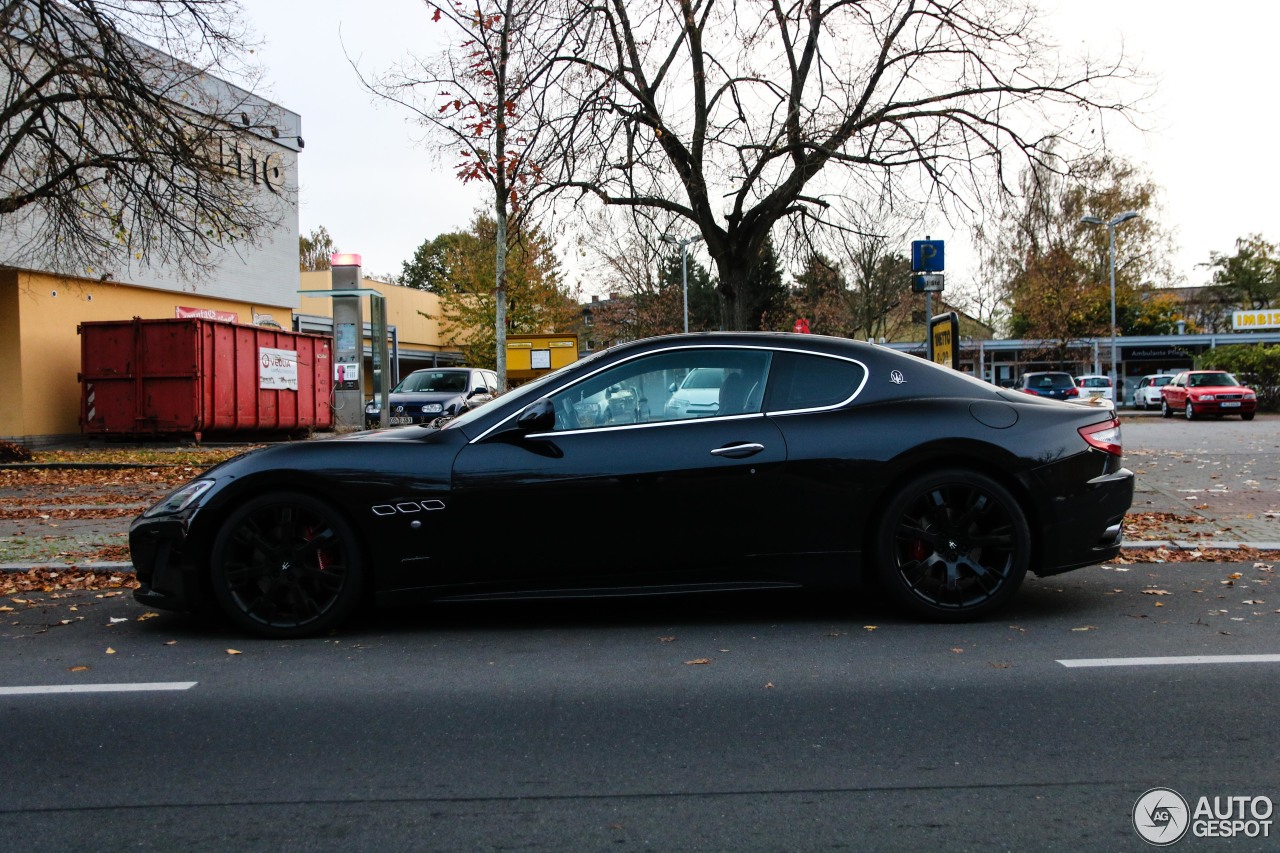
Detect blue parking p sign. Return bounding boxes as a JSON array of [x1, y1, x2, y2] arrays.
[[912, 240, 945, 272]]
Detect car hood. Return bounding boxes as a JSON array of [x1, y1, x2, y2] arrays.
[[376, 390, 465, 405], [673, 388, 720, 402], [1185, 385, 1253, 394]]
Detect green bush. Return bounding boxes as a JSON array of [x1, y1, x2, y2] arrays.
[[1196, 344, 1280, 411]]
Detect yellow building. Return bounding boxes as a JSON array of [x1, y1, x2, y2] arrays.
[[0, 268, 468, 445], [0, 270, 303, 445], [296, 271, 461, 379]]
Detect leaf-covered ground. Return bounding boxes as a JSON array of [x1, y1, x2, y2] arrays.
[[1, 446, 253, 589]]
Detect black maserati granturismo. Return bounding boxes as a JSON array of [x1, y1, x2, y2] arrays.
[[131, 332, 1134, 637]]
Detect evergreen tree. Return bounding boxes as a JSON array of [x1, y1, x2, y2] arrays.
[[741, 239, 789, 332]]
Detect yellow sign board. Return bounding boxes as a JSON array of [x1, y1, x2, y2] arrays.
[[929, 312, 959, 369], [506, 334, 579, 383]]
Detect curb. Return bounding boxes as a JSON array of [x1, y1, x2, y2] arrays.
[[1120, 540, 1280, 552], [2, 562, 134, 572], [6, 541, 1280, 575]]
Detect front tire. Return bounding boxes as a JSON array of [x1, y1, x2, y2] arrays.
[[1161, 399, 1173, 418], [875, 469, 1030, 622], [1185, 401, 1196, 420], [209, 492, 365, 638], [1243, 412, 1256, 421]]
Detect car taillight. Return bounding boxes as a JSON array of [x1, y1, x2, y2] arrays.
[[1079, 418, 1122, 456], [1021, 388, 1039, 395], [1066, 387, 1079, 397]]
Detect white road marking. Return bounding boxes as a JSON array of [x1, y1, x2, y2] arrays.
[[1058, 654, 1280, 668], [0, 682, 197, 695]]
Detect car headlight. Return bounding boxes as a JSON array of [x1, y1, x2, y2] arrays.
[[423, 403, 444, 414], [1194, 394, 1214, 402], [667, 398, 687, 413], [1245, 392, 1257, 400], [365, 402, 379, 413], [143, 479, 215, 517]]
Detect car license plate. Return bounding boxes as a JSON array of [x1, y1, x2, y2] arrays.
[[1221, 402, 1240, 408], [390, 416, 415, 424]]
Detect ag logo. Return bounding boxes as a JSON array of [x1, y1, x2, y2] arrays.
[[1134, 787, 1190, 846]]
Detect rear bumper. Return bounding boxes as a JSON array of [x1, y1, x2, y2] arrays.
[[1033, 466, 1135, 576]]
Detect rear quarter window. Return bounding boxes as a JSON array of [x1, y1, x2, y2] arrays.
[[763, 352, 866, 411]]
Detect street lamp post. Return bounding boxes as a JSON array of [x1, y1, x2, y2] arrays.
[[662, 233, 703, 333], [1081, 210, 1139, 400]]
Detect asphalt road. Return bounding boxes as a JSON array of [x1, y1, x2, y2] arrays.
[[3, 416, 1280, 850], [1, 550, 1277, 851]]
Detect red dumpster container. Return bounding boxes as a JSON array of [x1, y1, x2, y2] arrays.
[[79, 317, 333, 438]]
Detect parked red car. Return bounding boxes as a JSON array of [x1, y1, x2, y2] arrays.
[[1160, 370, 1257, 420]]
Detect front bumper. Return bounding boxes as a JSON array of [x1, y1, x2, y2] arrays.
[[129, 515, 200, 612], [1189, 400, 1257, 416]]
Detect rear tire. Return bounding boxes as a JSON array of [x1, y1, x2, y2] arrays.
[[875, 469, 1030, 622], [209, 492, 365, 639]]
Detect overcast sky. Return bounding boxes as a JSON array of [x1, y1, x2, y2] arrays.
[[240, 0, 1278, 293]]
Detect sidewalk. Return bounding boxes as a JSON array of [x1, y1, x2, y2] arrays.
[[1120, 410, 1280, 553]]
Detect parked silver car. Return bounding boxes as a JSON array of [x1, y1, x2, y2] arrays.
[[1132, 374, 1173, 410]]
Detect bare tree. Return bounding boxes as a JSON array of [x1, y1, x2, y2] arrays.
[[0, 0, 292, 279], [843, 234, 913, 343], [544, 0, 1142, 329], [363, 0, 583, 389]]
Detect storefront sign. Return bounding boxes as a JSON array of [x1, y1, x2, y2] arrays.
[[176, 306, 238, 323], [1233, 310, 1280, 330]]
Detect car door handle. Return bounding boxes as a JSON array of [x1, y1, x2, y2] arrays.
[[710, 443, 765, 459]]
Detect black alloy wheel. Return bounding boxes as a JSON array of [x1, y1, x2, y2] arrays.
[[209, 492, 364, 638], [875, 469, 1030, 621]]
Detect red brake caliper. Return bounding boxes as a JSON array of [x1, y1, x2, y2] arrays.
[[305, 525, 329, 571]]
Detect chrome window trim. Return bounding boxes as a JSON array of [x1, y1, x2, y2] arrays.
[[469, 343, 869, 444]]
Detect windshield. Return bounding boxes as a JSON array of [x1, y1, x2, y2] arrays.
[[1027, 373, 1074, 390], [1189, 372, 1239, 387], [397, 371, 468, 393], [681, 367, 725, 390], [441, 348, 612, 431]]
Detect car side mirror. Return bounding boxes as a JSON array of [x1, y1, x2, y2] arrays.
[[515, 398, 556, 432], [468, 387, 486, 398]]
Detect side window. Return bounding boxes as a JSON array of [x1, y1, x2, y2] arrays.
[[762, 352, 865, 411], [547, 348, 772, 431]]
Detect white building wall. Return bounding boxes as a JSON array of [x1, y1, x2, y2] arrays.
[[0, 46, 304, 310]]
